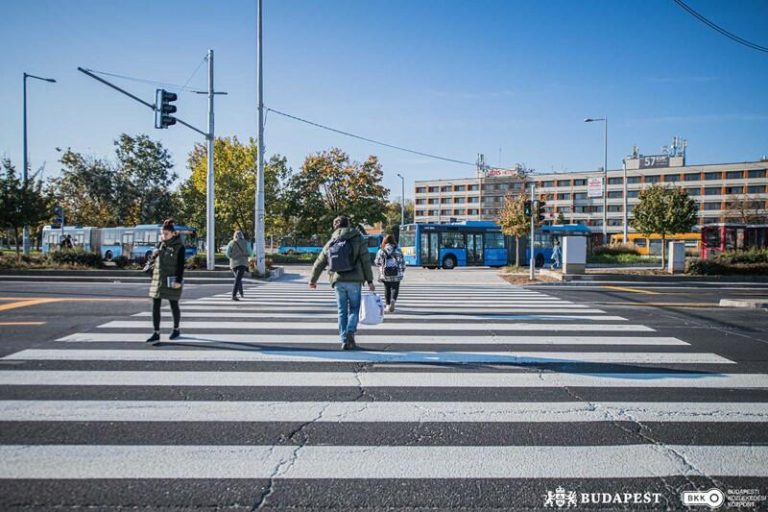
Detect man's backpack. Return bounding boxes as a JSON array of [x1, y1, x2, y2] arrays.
[[327, 237, 354, 273]]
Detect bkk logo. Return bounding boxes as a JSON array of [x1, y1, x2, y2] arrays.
[[681, 489, 725, 509]]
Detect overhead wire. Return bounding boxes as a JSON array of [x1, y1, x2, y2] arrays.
[[672, 0, 768, 54], [265, 107, 477, 167], [85, 68, 206, 93]]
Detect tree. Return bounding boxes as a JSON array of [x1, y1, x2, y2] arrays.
[[631, 185, 697, 268], [0, 159, 52, 259], [284, 148, 389, 239], [497, 192, 530, 267], [725, 195, 767, 224], [50, 150, 116, 227], [555, 211, 566, 225], [114, 134, 177, 224], [183, 136, 289, 248], [382, 199, 414, 237]]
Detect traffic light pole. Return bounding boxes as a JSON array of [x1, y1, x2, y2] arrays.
[[529, 183, 535, 281]]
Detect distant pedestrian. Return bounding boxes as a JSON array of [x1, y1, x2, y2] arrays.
[[146, 219, 185, 344], [59, 235, 73, 250], [309, 215, 375, 350], [225, 230, 250, 301], [374, 234, 406, 313], [551, 240, 562, 270]]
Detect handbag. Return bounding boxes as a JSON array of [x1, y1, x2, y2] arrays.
[[359, 292, 384, 325]]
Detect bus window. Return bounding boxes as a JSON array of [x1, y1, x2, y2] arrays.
[[440, 231, 465, 249], [400, 230, 415, 248], [634, 238, 647, 248], [704, 229, 720, 250], [484, 231, 505, 249]]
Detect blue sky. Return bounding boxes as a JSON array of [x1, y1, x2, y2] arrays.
[[1, 0, 767, 197]]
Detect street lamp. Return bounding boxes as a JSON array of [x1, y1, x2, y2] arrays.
[[22, 73, 56, 255], [584, 117, 608, 245], [396, 173, 405, 234]]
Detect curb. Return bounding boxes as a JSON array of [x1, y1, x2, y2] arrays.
[[0, 266, 285, 284], [719, 298, 768, 309]]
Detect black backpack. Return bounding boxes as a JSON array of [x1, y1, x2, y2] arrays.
[[327, 237, 354, 273]]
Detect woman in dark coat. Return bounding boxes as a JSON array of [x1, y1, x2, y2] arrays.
[[146, 219, 185, 344]]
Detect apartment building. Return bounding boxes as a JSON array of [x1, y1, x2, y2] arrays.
[[414, 154, 768, 234]]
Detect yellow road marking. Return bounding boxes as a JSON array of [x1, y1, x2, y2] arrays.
[[602, 286, 663, 295], [0, 299, 61, 312], [0, 322, 46, 326]]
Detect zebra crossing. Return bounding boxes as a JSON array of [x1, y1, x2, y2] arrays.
[[1, 276, 767, 509]]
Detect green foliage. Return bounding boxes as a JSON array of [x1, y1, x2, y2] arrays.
[[631, 185, 697, 267], [49, 134, 177, 227], [0, 158, 53, 259], [382, 200, 414, 236], [284, 148, 389, 239], [687, 249, 768, 275], [46, 249, 102, 267], [594, 243, 640, 256], [588, 253, 660, 265], [181, 137, 289, 247], [498, 192, 533, 266], [716, 248, 768, 265]]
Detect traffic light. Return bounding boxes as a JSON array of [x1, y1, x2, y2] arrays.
[[535, 200, 546, 222], [52, 206, 64, 228], [523, 200, 532, 218], [154, 89, 177, 129]]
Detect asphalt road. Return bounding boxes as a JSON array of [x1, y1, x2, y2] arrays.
[[0, 267, 767, 511]]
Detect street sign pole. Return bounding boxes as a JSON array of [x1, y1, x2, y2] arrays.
[[206, 49, 215, 271], [529, 182, 535, 281], [254, 0, 266, 275]]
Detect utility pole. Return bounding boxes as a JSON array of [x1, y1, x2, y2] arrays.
[[254, 0, 266, 275], [397, 173, 405, 236], [529, 182, 535, 281], [206, 50, 215, 271]]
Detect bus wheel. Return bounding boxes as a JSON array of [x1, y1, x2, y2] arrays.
[[535, 254, 545, 268], [104, 250, 113, 261], [442, 255, 457, 270]]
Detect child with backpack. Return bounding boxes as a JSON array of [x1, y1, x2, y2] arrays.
[[374, 234, 406, 313]]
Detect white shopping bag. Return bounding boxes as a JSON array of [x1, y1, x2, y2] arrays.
[[359, 292, 384, 325]]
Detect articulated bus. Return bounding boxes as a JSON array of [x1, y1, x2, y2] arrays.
[[42, 224, 198, 262], [526, 224, 591, 267], [277, 233, 384, 258], [399, 221, 507, 269], [701, 223, 768, 259], [609, 232, 701, 256]]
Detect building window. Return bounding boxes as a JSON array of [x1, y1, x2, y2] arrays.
[[415, 199, 425, 205], [725, 186, 743, 195], [428, 186, 439, 193], [415, 187, 426, 194], [607, 205, 622, 212], [684, 173, 701, 181], [608, 219, 622, 226], [608, 177, 623, 185], [440, 209, 451, 215], [627, 176, 641, 184], [440, 186, 451, 193], [573, 179, 587, 186], [645, 175, 660, 183], [573, 192, 587, 200], [747, 185, 765, 194], [702, 217, 719, 224], [454, 185, 466, 192], [592, 220, 603, 227], [453, 197, 465, 204], [541, 180, 554, 187], [704, 172, 721, 180], [468, 184, 479, 191], [415, 209, 425, 216], [559, 206, 572, 213], [440, 197, 451, 204], [453, 209, 463, 216], [556, 193, 571, 200], [557, 179, 570, 187], [704, 187, 720, 196], [665, 175, 680, 182], [703, 203, 721, 211], [608, 191, 622, 198], [627, 190, 639, 198], [428, 198, 439, 204], [686, 188, 701, 196], [747, 169, 766, 179], [726, 171, 743, 180]]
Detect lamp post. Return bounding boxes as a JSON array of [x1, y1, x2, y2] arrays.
[[584, 117, 608, 245], [22, 73, 56, 255], [396, 173, 405, 236]]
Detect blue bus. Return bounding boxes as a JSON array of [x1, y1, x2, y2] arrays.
[[399, 221, 508, 269], [42, 224, 198, 262], [526, 224, 591, 267], [278, 233, 384, 257]]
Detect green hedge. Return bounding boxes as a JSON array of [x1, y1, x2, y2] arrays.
[[687, 248, 768, 275], [46, 249, 102, 268], [594, 243, 640, 256]]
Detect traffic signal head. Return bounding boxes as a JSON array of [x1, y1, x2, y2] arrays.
[[155, 89, 177, 129], [52, 206, 63, 227], [535, 200, 546, 222], [524, 200, 532, 217]]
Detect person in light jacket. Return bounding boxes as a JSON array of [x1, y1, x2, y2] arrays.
[[551, 240, 562, 270], [225, 230, 250, 301], [146, 219, 185, 344], [374, 234, 406, 313]]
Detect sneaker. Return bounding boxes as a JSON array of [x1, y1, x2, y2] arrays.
[[232, 296, 240, 301], [389, 302, 396, 313], [169, 329, 181, 340], [145, 332, 160, 344], [346, 333, 357, 349]]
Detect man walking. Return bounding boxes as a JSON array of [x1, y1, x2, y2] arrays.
[[309, 216, 375, 350]]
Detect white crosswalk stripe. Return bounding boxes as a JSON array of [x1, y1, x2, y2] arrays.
[[1, 275, 766, 505]]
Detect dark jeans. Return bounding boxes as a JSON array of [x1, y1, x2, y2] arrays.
[[232, 265, 247, 297], [383, 281, 400, 305], [152, 298, 180, 331]]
